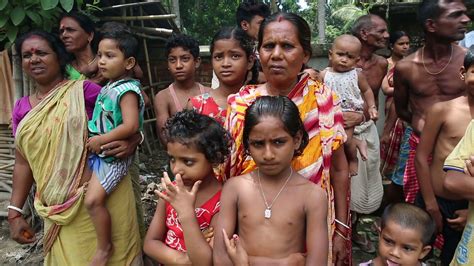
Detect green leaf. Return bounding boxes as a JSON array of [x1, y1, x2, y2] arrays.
[[41, 0, 59, 10], [60, 0, 73, 12], [6, 25, 18, 43], [10, 6, 26, 26], [0, 34, 7, 42], [0, 0, 8, 10], [0, 13, 8, 27], [26, 10, 42, 25]]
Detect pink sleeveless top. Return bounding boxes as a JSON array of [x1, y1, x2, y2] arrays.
[[169, 83, 206, 112]]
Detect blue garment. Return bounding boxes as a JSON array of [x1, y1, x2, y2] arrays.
[[390, 125, 412, 186]]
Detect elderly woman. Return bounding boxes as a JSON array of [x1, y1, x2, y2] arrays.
[[216, 12, 351, 265], [7, 30, 142, 265]]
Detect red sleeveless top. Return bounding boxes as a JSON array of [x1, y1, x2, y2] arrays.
[[164, 190, 221, 252]]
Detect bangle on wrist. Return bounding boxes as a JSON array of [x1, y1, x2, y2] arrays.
[[360, 113, 366, 125], [139, 131, 145, 145], [335, 228, 350, 241], [7, 205, 24, 215], [335, 218, 350, 230]]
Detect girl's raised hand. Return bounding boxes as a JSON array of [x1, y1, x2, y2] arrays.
[[222, 229, 249, 266], [155, 172, 201, 217]]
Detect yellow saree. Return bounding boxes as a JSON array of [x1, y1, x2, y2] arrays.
[[16, 80, 141, 265]]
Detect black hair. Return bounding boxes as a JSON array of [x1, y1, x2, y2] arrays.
[[164, 110, 231, 164], [60, 12, 98, 52], [464, 47, 474, 69], [418, 0, 444, 30], [210, 27, 258, 85], [15, 30, 70, 79], [389, 31, 410, 47], [165, 34, 200, 59], [258, 12, 312, 64], [236, 1, 271, 28], [243, 96, 309, 157], [381, 203, 437, 246], [99, 22, 138, 59]]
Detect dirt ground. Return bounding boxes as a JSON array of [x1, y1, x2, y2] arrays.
[[0, 149, 440, 265]]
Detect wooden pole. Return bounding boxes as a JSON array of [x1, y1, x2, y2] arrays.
[[318, 0, 326, 43], [101, 14, 177, 21], [11, 45, 23, 101]]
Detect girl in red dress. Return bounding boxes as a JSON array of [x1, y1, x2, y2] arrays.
[[188, 27, 256, 125], [144, 110, 231, 265]]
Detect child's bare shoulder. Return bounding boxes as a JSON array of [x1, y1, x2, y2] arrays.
[[224, 173, 254, 189], [154, 87, 172, 104], [293, 174, 327, 200]]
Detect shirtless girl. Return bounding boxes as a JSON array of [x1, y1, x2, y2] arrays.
[[213, 96, 328, 265]]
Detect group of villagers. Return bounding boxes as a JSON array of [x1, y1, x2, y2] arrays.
[[5, 0, 474, 265]]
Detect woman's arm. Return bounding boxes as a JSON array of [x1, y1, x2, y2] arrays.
[[305, 186, 328, 265], [8, 150, 36, 244], [143, 199, 191, 264], [213, 179, 239, 265], [329, 146, 349, 266]]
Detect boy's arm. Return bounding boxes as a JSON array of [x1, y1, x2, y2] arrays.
[[143, 199, 191, 264], [154, 90, 170, 147], [213, 179, 239, 265], [393, 62, 412, 125], [305, 185, 328, 265], [415, 104, 444, 230], [444, 169, 474, 201], [87, 92, 140, 153], [329, 146, 349, 265], [357, 72, 378, 120]]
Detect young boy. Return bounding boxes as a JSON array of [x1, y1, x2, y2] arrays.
[[236, 0, 271, 41], [443, 49, 474, 266], [360, 203, 436, 266], [154, 34, 210, 146], [414, 48, 472, 265], [85, 26, 144, 265]]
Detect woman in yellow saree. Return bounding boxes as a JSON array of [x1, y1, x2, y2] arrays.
[[7, 31, 142, 265]]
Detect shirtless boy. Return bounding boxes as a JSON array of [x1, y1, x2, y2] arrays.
[[154, 34, 210, 145], [394, 0, 470, 205], [414, 48, 473, 264]]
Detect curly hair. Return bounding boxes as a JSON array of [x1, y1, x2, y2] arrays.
[[165, 34, 200, 59], [243, 96, 309, 157], [164, 110, 231, 164]]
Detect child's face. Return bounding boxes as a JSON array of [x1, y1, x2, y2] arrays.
[[329, 40, 360, 73], [247, 116, 301, 177], [212, 39, 253, 88], [167, 141, 213, 187], [378, 220, 431, 266], [242, 15, 265, 40], [461, 65, 474, 94], [167, 47, 199, 82], [98, 39, 134, 81]]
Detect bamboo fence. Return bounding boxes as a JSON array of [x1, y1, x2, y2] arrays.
[[0, 125, 14, 217]]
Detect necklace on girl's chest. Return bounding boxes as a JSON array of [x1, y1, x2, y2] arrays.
[[257, 168, 293, 219]]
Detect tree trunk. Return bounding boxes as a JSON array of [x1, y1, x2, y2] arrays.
[[172, 0, 181, 30], [317, 0, 326, 44]]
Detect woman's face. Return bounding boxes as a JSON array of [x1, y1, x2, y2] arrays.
[[392, 36, 410, 58], [59, 17, 92, 53], [21, 36, 61, 84], [259, 20, 310, 91]]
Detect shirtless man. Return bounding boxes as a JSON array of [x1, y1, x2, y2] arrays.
[[394, 0, 470, 208], [348, 14, 388, 250], [415, 49, 473, 266]]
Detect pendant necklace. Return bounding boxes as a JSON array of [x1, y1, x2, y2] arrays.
[[257, 168, 293, 219]]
